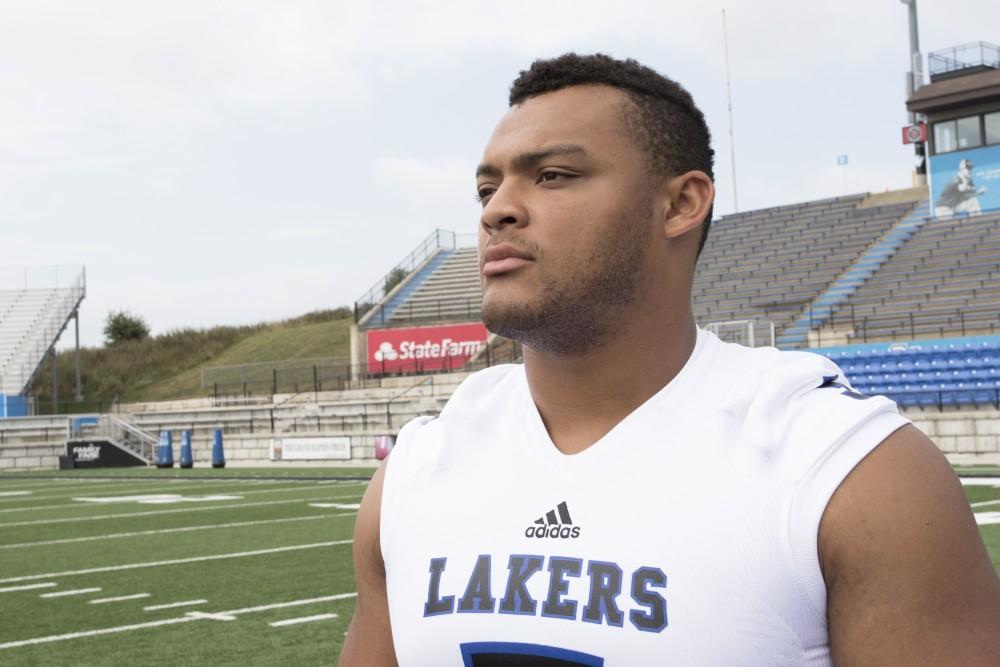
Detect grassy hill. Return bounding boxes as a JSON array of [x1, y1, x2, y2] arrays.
[[29, 309, 353, 413]]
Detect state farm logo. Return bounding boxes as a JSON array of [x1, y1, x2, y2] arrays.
[[366, 323, 489, 374], [72, 445, 100, 462], [372, 338, 482, 361], [373, 342, 398, 362]]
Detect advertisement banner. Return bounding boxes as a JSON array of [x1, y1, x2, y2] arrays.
[[66, 440, 146, 468], [366, 322, 489, 374], [930, 144, 1000, 216], [270, 436, 351, 461]]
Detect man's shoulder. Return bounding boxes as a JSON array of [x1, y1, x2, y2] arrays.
[[438, 363, 525, 419], [707, 337, 904, 469]]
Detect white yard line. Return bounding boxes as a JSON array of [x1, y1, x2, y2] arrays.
[[971, 498, 1000, 508], [40, 588, 102, 598], [0, 615, 198, 649], [0, 583, 57, 593], [0, 494, 362, 528], [269, 613, 338, 627], [0, 482, 365, 514], [0, 592, 357, 650], [0, 491, 32, 497], [89, 593, 151, 604], [0, 540, 353, 584], [0, 512, 356, 550], [0, 480, 277, 504], [144, 599, 207, 611], [213, 592, 358, 616]]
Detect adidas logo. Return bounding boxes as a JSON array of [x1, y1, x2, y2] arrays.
[[524, 501, 581, 539]]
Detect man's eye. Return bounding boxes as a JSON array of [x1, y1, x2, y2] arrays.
[[475, 188, 495, 204], [538, 171, 568, 183]]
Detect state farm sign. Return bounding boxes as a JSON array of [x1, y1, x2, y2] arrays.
[[367, 323, 489, 374]]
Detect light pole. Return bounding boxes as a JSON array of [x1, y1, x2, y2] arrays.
[[900, 0, 927, 185]]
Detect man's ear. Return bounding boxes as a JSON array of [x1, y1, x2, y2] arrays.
[[662, 171, 714, 239]]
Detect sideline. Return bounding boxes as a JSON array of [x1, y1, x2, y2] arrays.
[[0, 592, 357, 650], [0, 481, 366, 515], [0, 493, 362, 528], [0, 512, 356, 550], [0, 540, 353, 584]]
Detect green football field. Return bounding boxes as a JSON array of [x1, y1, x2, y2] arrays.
[[0, 468, 997, 666]]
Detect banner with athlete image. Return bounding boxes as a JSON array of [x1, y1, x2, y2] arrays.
[[930, 144, 1000, 217], [366, 323, 489, 374]]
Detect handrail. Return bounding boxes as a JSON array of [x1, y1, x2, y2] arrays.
[[354, 229, 456, 323]]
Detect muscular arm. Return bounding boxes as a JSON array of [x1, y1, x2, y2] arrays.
[[820, 425, 1000, 665], [339, 464, 398, 667]]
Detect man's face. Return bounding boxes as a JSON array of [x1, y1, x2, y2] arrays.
[[475, 85, 658, 355]]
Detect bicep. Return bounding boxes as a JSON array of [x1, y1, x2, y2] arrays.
[[339, 464, 398, 667], [821, 425, 1000, 665]]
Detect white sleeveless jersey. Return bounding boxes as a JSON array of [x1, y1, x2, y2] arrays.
[[381, 329, 908, 666]]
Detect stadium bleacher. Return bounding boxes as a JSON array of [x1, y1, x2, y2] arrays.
[[829, 211, 1000, 342], [370, 246, 481, 327], [692, 195, 917, 336], [0, 266, 86, 402], [813, 335, 1000, 410]]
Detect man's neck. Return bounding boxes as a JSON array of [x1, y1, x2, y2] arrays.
[[522, 307, 697, 456]]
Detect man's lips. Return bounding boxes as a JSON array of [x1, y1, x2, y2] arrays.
[[482, 243, 534, 277]]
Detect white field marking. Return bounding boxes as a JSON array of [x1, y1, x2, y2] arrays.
[[975, 511, 1000, 526], [308, 503, 360, 510], [0, 481, 366, 514], [0, 583, 57, 593], [0, 512, 356, 550], [89, 593, 151, 604], [269, 612, 338, 627], [0, 491, 31, 497], [185, 611, 236, 621], [0, 479, 280, 503], [960, 477, 1000, 487], [212, 592, 358, 616], [40, 588, 102, 598], [971, 498, 1000, 508], [0, 493, 363, 528], [0, 615, 198, 649], [73, 494, 244, 505], [0, 592, 357, 650], [0, 540, 353, 584], [144, 599, 207, 611]]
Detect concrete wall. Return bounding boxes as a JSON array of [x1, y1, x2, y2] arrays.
[[0, 443, 63, 471], [5, 401, 1000, 471], [904, 407, 1000, 460]]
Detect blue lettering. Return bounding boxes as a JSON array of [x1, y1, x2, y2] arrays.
[[541, 557, 582, 620], [423, 557, 455, 617], [582, 560, 624, 627], [629, 566, 668, 632], [457, 555, 496, 613], [498, 554, 544, 615]]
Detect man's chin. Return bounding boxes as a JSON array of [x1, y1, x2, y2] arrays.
[[480, 300, 544, 338]]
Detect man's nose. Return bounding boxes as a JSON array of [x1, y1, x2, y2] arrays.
[[481, 182, 528, 233]]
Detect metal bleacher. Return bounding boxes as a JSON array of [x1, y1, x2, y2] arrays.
[[829, 210, 1000, 343], [692, 195, 916, 338], [0, 266, 86, 399], [380, 247, 481, 327]]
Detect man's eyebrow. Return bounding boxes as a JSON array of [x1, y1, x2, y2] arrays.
[[475, 144, 587, 179]]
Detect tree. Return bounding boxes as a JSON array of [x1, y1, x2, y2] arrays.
[[384, 267, 409, 294], [103, 309, 150, 345]]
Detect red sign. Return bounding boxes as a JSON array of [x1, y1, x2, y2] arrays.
[[366, 322, 489, 374], [902, 123, 927, 144]]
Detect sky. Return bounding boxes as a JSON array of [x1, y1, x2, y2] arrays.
[[2, 0, 996, 348]]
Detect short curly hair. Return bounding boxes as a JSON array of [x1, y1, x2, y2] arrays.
[[509, 53, 715, 257]]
